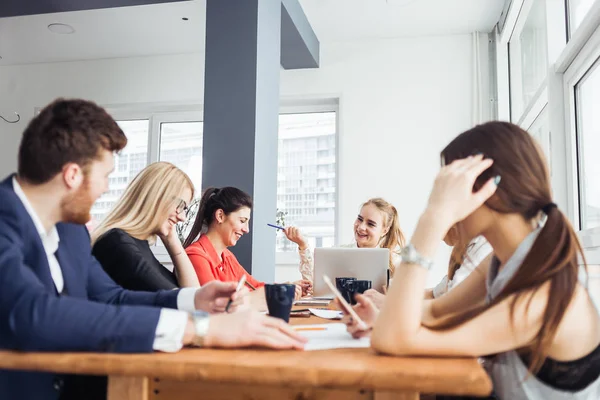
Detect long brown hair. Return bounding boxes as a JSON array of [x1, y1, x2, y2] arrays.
[[183, 187, 253, 248], [447, 240, 471, 281], [439, 121, 585, 374], [362, 198, 406, 274]]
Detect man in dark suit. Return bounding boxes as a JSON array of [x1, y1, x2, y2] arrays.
[[0, 98, 306, 400]]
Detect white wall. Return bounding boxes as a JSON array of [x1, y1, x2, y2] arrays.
[[0, 34, 475, 285]]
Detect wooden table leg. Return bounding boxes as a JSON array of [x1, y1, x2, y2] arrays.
[[107, 376, 149, 400]]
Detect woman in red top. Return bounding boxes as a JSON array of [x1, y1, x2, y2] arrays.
[[184, 187, 311, 306]]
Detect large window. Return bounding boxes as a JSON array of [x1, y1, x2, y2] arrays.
[[159, 121, 204, 193], [88, 107, 338, 257], [89, 119, 149, 230], [88, 111, 203, 231], [276, 111, 337, 253], [574, 58, 600, 229], [509, 0, 548, 121]]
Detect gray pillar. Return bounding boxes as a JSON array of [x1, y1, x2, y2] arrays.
[[202, 0, 281, 281]]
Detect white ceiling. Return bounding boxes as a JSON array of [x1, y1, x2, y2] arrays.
[[301, 0, 505, 41], [0, 0, 504, 66]]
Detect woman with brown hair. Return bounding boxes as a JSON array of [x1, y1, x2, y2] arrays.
[[342, 122, 600, 399], [184, 186, 311, 302]]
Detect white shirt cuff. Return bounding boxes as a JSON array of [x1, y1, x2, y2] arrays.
[[177, 287, 197, 312], [152, 309, 189, 353]]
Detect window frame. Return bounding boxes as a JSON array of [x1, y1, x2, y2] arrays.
[[563, 24, 600, 262], [498, 0, 600, 265], [507, 0, 550, 123], [150, 110, 204, 165]]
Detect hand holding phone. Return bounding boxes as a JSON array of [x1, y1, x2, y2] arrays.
[[322, 275, 368, 330]]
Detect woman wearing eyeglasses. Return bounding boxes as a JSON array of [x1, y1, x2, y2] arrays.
[[91, 162, 200, 291]]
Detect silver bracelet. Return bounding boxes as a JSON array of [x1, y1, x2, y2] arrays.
[[399, 244, 434, 270]]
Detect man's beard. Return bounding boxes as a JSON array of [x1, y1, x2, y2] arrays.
[[61, 179, 95, 225]]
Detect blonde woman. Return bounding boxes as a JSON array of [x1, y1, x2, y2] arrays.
[[92, 162, 200, 291], [284, 197, 406, 283]]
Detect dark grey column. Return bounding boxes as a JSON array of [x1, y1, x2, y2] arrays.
[[281, 0, 320, 69], [202, 0, 281, 281]]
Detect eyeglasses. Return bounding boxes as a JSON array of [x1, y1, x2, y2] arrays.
[[175, 198, 189, 217]]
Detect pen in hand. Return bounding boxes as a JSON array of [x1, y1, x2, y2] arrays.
[[225, 275, 247, 313], [267, 223, 285, 230]]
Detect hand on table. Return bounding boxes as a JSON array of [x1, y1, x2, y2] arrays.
[[205, 310, 307, 350]]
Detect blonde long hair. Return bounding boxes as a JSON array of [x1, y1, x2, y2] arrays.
[[362, 197, 406, 274], [92, 162, 194, 245]]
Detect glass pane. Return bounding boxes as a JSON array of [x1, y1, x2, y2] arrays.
[[89, 120, 149, 230], [509, 0, 548, 120], [568, 0, 595, 37], [528, 109, 551, 174], [575, 58, 600, 230], [159, 121, 203, 195], [276, 112, 337, 252]]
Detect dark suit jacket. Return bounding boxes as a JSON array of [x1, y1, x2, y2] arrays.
[[0, 175, 181, 400]]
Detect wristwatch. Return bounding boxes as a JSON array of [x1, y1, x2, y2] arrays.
[[190, 311, 210, 347], [400, 244, 434, 270]]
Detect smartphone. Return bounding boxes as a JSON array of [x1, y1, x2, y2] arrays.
[[322, 275, 368, 330]]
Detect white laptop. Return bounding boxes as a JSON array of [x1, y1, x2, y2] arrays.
[[312, 247, 389, 298]]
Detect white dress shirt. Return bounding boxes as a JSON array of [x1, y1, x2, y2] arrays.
[[12, 177, 195, 352]]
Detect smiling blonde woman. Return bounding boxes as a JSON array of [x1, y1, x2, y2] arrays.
[[92, 162, 200, 291]]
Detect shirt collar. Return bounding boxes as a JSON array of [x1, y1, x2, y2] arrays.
[[12, 177, 60, 255], [199, 234, 226, 265]]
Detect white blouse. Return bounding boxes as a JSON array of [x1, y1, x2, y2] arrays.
[[432, 236, 493, 298]]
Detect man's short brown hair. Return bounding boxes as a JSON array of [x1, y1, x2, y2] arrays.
[[18, 98, 127, 184]]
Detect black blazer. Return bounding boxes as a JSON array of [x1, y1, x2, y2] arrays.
[[0, 175, 180, 400], [93, 228, 179, 291]]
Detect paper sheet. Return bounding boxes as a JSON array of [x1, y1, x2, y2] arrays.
[[308, 308, 343, 320], [294, 323, 370, 351]]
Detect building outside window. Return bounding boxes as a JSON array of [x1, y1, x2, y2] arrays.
[[89, 119, 148, 230], [276, 111, 337, 252]]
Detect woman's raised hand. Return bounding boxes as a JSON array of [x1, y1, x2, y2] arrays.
[[426, 154, 499, 229], [283, 226, 308, 250]]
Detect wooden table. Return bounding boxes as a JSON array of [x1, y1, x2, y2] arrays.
[[0, 308, 492, 400]]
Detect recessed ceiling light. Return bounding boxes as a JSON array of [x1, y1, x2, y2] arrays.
[[182, 17, 189, 21], [48, 23, 75, 34]]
